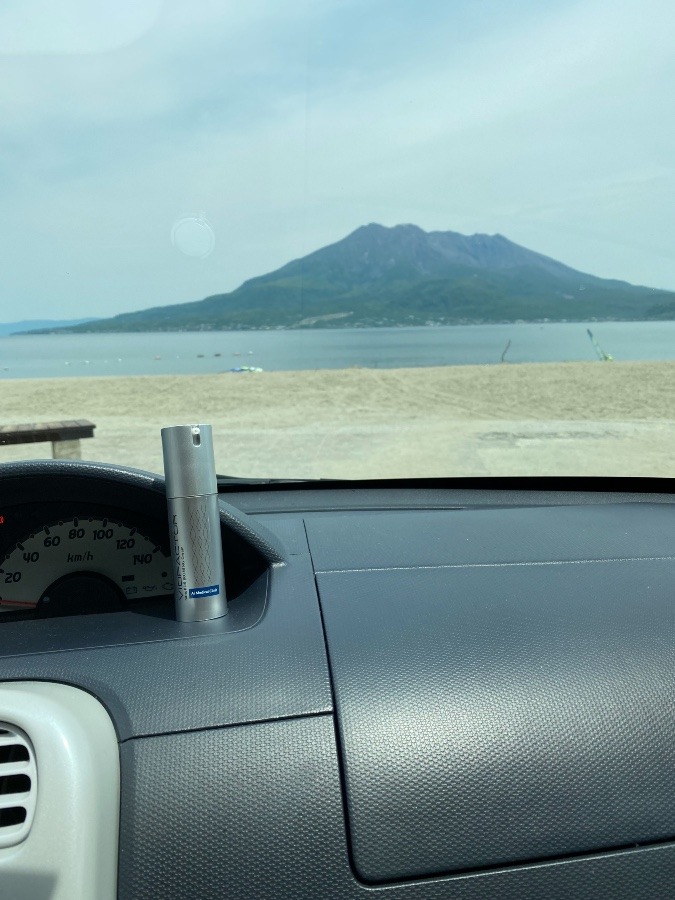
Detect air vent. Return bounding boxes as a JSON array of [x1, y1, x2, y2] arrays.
[[0, 723, 36, 848]]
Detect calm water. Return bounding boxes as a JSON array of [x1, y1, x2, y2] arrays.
[[1, 322, 674, 379]]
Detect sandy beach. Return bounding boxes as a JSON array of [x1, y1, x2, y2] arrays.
[[1, 361, 674, 479]]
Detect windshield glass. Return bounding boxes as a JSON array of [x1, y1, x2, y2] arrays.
[[1, 0, 674, 479]]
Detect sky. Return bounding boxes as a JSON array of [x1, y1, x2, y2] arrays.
[[1, 0, 675, 320]]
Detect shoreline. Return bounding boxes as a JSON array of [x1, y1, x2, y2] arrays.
[[7, 316, 675, 336], [1, 352, 675, 384], [0, 356, 651, 383], [1, 361, 674, 478]]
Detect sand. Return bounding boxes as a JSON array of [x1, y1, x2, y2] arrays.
[[1, 361, 674, 479]]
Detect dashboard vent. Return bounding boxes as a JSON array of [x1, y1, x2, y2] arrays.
[[0, 724, 37, 848]]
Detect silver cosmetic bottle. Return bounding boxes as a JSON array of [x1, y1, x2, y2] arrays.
[[161, 424, 227, 622]]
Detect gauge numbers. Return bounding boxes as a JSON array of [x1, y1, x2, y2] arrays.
[[0, 517, 173, 614]]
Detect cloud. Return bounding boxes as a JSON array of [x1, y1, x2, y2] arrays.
[[1, 0, 675, 318], [0, 0, 163, 54]]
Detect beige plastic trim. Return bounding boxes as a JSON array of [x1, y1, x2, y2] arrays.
[[0, 681, 119, 900]]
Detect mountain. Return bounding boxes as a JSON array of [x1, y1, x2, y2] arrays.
[[26, 225, 675, 332], [2, 317, 99, 336]]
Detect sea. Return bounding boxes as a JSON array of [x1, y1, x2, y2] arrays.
[[1, 322, 674, 379]]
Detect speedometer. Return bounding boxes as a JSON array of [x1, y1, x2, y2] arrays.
[[0, 516, 173, 616]]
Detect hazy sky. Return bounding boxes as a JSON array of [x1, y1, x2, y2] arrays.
[[1, 0, 674, 320]]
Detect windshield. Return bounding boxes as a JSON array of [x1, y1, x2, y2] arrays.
[[1, 0, 674, 479]]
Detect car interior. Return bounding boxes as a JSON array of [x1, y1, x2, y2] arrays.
[[1, 459, 674, 899]]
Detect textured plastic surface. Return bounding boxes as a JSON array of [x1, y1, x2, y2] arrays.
[[118, 716, 675, 900], [0, 520, 331, 739], [0, 682, 119, 900], [319, 559, 675, 881], [306, 503, 675, 572], [223, 483, 675, 515], [0, 572, 265, 657], [308, 503, 675, 882]]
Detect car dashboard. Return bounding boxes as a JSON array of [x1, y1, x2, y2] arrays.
[[1, 461, 674, 900]]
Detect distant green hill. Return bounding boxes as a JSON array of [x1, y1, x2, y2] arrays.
[[2, 317, 99, 336], [27, 224, 675, 332]]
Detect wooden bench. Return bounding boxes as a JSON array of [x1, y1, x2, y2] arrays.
[[0, 420, 96, 460]]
